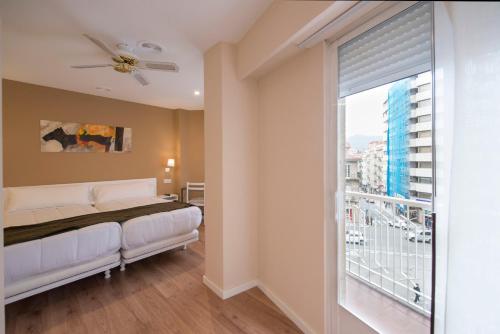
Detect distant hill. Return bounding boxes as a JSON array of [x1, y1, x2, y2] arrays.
[[347, 135, 384, 151]]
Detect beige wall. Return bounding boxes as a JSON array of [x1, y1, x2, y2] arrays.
[[255, 40, 375, 334], [177, 110, 205, 194], [257, 43, 326, 333], [237, 1, 332, 79], [220, 43, 259, 289], [203, 42, 259, 290], [204, 44, 225, 287], [0, 19, 5, 334], [3, 79, 203, 196], [203, 1, 382, 333]]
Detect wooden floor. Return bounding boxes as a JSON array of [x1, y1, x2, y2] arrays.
[[6, 225, 301, 334]]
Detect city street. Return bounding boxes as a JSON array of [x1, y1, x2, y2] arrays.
[[345, 198, 432, 314]]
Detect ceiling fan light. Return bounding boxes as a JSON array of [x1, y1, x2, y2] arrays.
[[114, 63, 132, 73], [138, 41, 162, 53]]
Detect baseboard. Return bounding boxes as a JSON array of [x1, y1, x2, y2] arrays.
[[224, 280, 258, 299], [203, 275, 224, 299], [202, 275, 258, 300], [257, 281, 316, 334], [202, 275, 315, 333]]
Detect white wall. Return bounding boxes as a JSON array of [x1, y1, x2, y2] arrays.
[[444, 3, 500, 333], [433, 2, 455, 333]]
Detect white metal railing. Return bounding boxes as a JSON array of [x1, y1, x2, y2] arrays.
[[411, 106, 432, 118], [409, 152, 432, 162], [409, 137, 432, 147], [410, 168, 432, 177], [344, 191, 432, 316], [410, 182, 433, 193], [409, 121, 432, 133], [416, 90, 432, 101]]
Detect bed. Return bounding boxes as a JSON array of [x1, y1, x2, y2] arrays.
[[3, 183, 122, 304], [3, 178, 202, 303], [92, 184, 202, 270]]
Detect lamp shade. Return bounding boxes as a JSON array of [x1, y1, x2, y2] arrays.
[[167, 159, 175, 167]]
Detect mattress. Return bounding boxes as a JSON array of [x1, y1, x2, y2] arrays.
[[5, 222, 121, 286], [95, 197, 202, 251], [5, 204, 99, 228]]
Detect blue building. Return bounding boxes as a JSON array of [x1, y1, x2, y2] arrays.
[[385, 72, 433, 203], [386, 79, 411, 200]]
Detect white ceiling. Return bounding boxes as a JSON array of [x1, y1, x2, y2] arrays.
[[0, 0, 272, 110]]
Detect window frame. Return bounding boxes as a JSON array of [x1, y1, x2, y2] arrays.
[[324, 2, 439, 333]]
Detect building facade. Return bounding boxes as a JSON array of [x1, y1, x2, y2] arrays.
[[361, 141, 386, 195], [386, 72, 432, 202], [345, 144, 362, 194]]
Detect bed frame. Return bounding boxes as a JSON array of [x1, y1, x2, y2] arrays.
[[5, 258, 120, 304]]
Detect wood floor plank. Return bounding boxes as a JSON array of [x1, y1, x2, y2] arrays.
[[6, 224, 302, 334]]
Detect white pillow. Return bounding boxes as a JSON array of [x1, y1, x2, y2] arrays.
[[94, 196, 166, 212], [6, 184, 91, 212], [92, 182, 154, 204]]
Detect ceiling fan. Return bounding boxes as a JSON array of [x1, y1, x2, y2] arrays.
[[71, 34, 179, 86]]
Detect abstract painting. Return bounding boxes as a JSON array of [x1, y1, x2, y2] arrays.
[[40, 120, 132, 153]]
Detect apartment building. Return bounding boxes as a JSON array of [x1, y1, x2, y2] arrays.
[[386, 72, 432, 202], [360, 141, 386, 194], [410, 72, 433, 201], [346, 144, 362, 193]]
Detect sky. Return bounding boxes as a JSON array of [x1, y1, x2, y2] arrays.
[[345, 83, 390, 139]]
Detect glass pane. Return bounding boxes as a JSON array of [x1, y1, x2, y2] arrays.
[[343, 71, 433, 319]]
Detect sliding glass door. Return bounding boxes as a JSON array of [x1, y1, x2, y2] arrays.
[[333, 2, 435, 332]]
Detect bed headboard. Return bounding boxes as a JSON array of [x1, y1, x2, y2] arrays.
[[4, 178, 157, 212]]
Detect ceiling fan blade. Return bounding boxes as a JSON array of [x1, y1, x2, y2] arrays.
[[137, 60, 179, 72], [83, 34, 120, 58], [71, 64, 113, 69], [132, 70, 149, 86]]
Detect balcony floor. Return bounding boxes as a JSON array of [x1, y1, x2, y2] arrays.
[[343, 275, 430, 334]]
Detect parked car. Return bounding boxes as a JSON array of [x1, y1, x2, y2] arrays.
[[400, 220, 409, 230], [406, 230, 432, 243], [346, 230, 365, 245], [388, 218, 408, 230]]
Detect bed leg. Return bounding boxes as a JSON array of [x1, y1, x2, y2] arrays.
[[183, 244, 187, 250], [104, 269, 111, 279], [120, 262, 126, 272]]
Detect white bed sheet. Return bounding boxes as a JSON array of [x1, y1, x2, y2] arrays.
[[94, 197, 202, 251], [5, 222, 121, 286], [5, 204, 99, 228]]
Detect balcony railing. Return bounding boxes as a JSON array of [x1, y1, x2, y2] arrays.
[[411, 106, 432, 118], [409, 137, 432, 147], [410, 182, 433, 193], [415, 72, 432, 87], [416, 90, 431, 101], [410, 168, 432, 177], [409, 152, 432, 162], [409, 121, 432, 133], [344, 191, 432, 316]]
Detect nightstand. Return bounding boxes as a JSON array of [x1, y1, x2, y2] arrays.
[[160, 193, 179, 201]]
